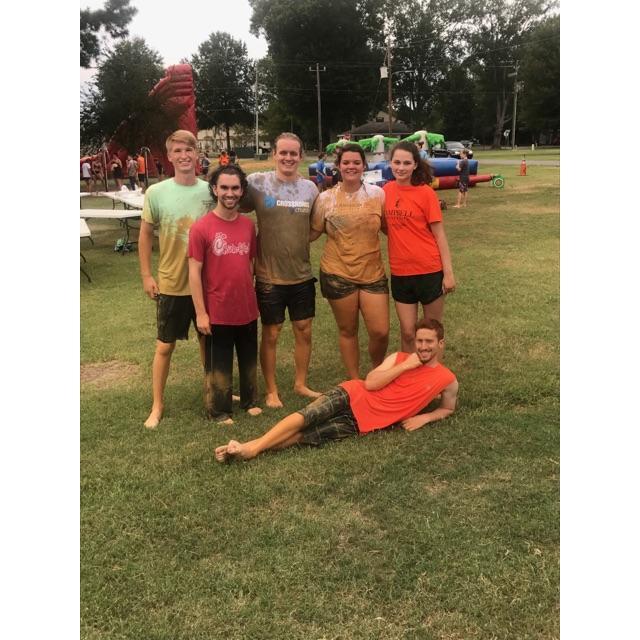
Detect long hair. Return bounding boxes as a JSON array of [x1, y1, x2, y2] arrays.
[[389, 140, 433, 186]]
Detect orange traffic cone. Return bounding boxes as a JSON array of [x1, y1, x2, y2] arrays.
[[519, 157, 527, 176]]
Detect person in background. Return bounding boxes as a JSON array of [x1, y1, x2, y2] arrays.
[[81, 159, 92, 193], [310, 143, 389, 380], [127, 155, 138, 191], [314, 152, 328, 192], [229, 148, 237, 164], [110, 155, 123, 190], [383, 141, 456, 352], [91, 156, 104, 193], [200, 153, 211, 177], [417, 141, 429, 161], [453, 149, 470, 209], [218, 150, 230, 167], [137, 151, 148, 192], [155, 158, 164, 182]]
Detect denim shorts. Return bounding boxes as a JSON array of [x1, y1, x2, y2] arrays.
[[319, 270, 389, 300], [297, 386, 359, 446], [255, 278, 316, 325]]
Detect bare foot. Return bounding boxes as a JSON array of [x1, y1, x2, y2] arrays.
[[215, 439, 254, 463], [265, 392, 283, 408], [247, 406, 262, 417], [217, 417, 234, 425], [144, 406, 163, 429], [452, 205, 461, 208], [232, 394, 241, 402], [294, 385, 321, 400]]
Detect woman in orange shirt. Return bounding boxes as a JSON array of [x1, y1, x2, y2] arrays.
[[383, 141, 456, 352]]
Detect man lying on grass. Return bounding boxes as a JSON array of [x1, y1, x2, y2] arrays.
[[215, 318, 458, 462]]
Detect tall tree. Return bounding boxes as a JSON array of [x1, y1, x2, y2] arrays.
[[191, 32, 254, 151], [249, 0, 384, 148], [80, 0, 137, 68], [80, 37, 165, 152], [519, 14, 559, 142], [465, 0, 556, 147]]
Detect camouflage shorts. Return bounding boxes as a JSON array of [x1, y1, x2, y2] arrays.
[[297, 386, 359, 446]]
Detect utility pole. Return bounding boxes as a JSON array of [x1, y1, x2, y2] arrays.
[[509, 62, 520, 150], [309, 63, 326, 151], [387, 36, 393, 135], [254, 62, 259, 157]]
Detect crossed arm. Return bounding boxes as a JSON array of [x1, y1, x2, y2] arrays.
[[364, 352, 459, 431]]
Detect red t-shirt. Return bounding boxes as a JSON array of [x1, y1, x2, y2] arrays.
[[188, 212, 259, 325], [340, 353, 456, 433], [382, 181, 443, 275]]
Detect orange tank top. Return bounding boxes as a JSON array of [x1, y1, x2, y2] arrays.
[[340, 353, 456, 433]]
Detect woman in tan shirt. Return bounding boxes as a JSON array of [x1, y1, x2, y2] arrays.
[[310, 143, 389, 379]]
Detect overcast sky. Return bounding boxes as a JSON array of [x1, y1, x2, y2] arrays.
[[80, 0, 268, 86]]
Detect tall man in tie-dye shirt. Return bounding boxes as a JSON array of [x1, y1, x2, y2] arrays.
[[138, 130, 212, 429]]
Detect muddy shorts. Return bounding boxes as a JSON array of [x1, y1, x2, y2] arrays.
[[319, 270, 389, 300], [297, 386, 359, 446], [156, 294, 198, 343], [391, 271, 444, 305], [458, 177, 469, 193], [256, 278, 316, 325]]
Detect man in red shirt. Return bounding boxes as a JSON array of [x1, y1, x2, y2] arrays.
[[189, 164, 262, 424], [215, 318, 458, 462]]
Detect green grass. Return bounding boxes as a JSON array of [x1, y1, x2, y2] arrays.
[[81, 163, 559, 639], [472, 147, 560, 161]]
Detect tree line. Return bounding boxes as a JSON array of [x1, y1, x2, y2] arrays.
[[80, 0, 559, 152]]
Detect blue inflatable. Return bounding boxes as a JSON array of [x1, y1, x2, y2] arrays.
[[309, 158, 478, 179]]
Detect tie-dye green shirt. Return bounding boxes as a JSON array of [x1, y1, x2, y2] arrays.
[[142, 178, 212, 295]]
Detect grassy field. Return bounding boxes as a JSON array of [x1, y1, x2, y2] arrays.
[[81, 161, 559, 639]]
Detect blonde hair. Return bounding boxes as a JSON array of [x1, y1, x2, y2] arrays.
[[273, 132, 304, 156], [165, 129, 197, 152]]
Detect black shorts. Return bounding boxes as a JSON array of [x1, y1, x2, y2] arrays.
[[319, 270, 389, 300], [458, 178, 469, 193], [113, 167, 123, 179], [256, 278, 316, 325], [156, 294, 198, 343], [391, 271, 444, 305], [297, 386, 359, 446], [138, 173, 148, 186]]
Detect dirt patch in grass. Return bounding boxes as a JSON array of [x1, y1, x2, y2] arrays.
[[81, 360, 141, 389]]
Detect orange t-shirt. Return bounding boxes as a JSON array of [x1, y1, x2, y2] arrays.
[[137, 156, 146, 173], [382, 181, 443, 275], [340, 353, 456, 433]]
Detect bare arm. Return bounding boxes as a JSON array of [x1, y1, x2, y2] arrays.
[[188, 258, 211, 335], [364, 352, 422, 391], [138, 220, 159, 299], [400, 379, 459, 431], [430, 221, 456, 294]]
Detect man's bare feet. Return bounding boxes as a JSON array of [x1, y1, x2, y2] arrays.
[[215, 439, 255, 462], [232, 394, 241, 402], [265, 392, 283, 408], [294, 385, 321, 400], [452, 204, 461, 208], [217, 417, 234, 425], [144, 406, 163, 429], [247, 406, 262, 416]]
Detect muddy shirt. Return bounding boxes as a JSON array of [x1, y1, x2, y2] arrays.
[[311, 182, 386, 283], [244, 171, 319, 285], [142, 178, 212, 295]]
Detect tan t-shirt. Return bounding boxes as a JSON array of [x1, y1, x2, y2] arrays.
[[244, 172, 319, 285], [311, 182, 386, 283]]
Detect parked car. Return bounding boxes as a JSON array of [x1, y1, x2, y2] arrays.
[[444, 141, 474, 159]]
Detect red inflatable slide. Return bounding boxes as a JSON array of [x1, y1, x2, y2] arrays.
[[81, 64, 198, 184]]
